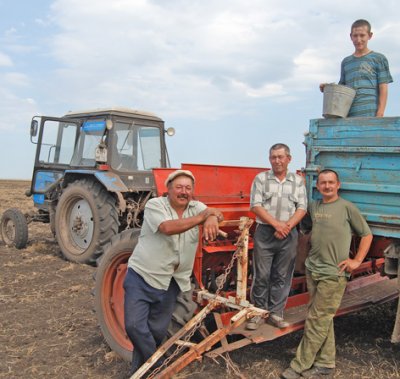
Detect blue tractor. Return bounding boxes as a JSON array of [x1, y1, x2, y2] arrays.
[[0, 107, 174, 264]]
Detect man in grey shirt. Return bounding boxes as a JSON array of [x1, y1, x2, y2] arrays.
[[123, 169, 223, 375], [248, 143, 307, 330]]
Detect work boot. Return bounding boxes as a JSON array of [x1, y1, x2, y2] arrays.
[[267, 314, 290, 328], [246, 315, 263, 330], [302, 366, 335, 378], [281, 367, 301, 379]]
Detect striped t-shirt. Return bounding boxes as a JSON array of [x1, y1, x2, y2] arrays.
[[339, 51, 393, 117]]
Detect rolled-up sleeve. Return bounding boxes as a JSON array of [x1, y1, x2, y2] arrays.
[[144, 198, 171, 233], [250, 173, 264, 208], [296, 177, 308, 211]]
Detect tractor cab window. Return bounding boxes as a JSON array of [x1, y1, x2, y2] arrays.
[[137, 127, 162, 170], [70, 120, 106, 167], [111, 121, 137, 171], [111, 121, 162, 172], [38, 120, 78, 165]]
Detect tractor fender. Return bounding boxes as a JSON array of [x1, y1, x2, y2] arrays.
[[64, 169, 128, 192], [63, 170, 128, 212]]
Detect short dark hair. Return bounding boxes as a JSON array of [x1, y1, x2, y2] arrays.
[[351, 19, 371, 33], [317, 169, 340, 182], [269, 143, 291, 156]]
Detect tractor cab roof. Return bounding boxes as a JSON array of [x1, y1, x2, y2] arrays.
[[63, 107, 163, 122]]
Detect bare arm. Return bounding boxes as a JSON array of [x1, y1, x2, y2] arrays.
[[158, 211, 208, 235], [376, 83, 388, 117], [338, 234, 373, 273], [203, 214, 221, 241], [158, 207, 223, 241]]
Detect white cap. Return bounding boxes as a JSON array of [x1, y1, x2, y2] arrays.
[[164, 169, 195, 187]]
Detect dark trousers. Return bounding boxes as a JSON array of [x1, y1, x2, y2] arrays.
[[123, 268, 180, 373], [251, 224, 298, 316]]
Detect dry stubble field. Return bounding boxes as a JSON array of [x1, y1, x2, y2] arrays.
[[0, 180, 399, 379]]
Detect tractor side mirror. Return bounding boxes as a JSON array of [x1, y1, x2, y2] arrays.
[[30, 120, 38, 137]]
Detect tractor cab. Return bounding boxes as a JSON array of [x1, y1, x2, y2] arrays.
[[29, 108, 173, 203]]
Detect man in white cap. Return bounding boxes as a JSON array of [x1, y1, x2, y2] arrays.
[[123, 169, 223, 375]]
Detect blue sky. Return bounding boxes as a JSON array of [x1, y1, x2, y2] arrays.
[[1, 0, 400, 179]]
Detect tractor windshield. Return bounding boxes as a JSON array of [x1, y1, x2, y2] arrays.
[[70, 120, 106, 167]]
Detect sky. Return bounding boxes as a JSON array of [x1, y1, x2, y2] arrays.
[[1, 0, 400, 179]]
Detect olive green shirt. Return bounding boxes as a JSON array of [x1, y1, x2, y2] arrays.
[[128, 196, 207, 291], [305, 197, 371, 277]]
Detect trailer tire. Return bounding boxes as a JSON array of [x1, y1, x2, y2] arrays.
[[0, 208, 28, 249], [55, 179, 119, 265]]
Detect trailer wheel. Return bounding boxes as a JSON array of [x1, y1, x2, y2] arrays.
[[55, 179, 119, 264], [0, 208, 28, 249], [94, 229, 140, 362]]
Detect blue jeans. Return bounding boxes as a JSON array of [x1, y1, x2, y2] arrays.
[[123, 268, 180, 373]]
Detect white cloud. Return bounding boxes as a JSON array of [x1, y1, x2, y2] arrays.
[[0, 52, 13, 66], [232, 79, 286, 98], [0, 89, 38, 131], [3, 72, 30, 87], [43, 1, 311, 117], [36, 1, 399, 122], [2, 0, 400, 178]]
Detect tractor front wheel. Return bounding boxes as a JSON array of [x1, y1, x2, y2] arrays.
[[0, 208, 28, 249]]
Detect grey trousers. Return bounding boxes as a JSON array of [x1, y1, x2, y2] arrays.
[[250, 223, 298, 315]]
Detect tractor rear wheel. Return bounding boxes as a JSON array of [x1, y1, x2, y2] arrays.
[[0, 208, 28, 249], [94, 229, 140, 361], [94, 229, 199, 362], [55, 179, 119, 264]]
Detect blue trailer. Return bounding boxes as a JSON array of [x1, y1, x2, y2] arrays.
[[304, 116, 400, 342]]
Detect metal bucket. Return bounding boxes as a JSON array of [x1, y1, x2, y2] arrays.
[[322, 84, 356, 118]]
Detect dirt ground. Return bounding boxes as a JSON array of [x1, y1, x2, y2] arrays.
[[0, 180, 399, 379]]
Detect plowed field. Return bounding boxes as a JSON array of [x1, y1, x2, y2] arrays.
[[0, 180, 399, 378]]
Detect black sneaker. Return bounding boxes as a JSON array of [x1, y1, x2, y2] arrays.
[[302, 366, 335, 378]]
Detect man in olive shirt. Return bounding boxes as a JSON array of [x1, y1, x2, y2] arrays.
[[123, 169, 223, 375], [282, 169, 372, 379]]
